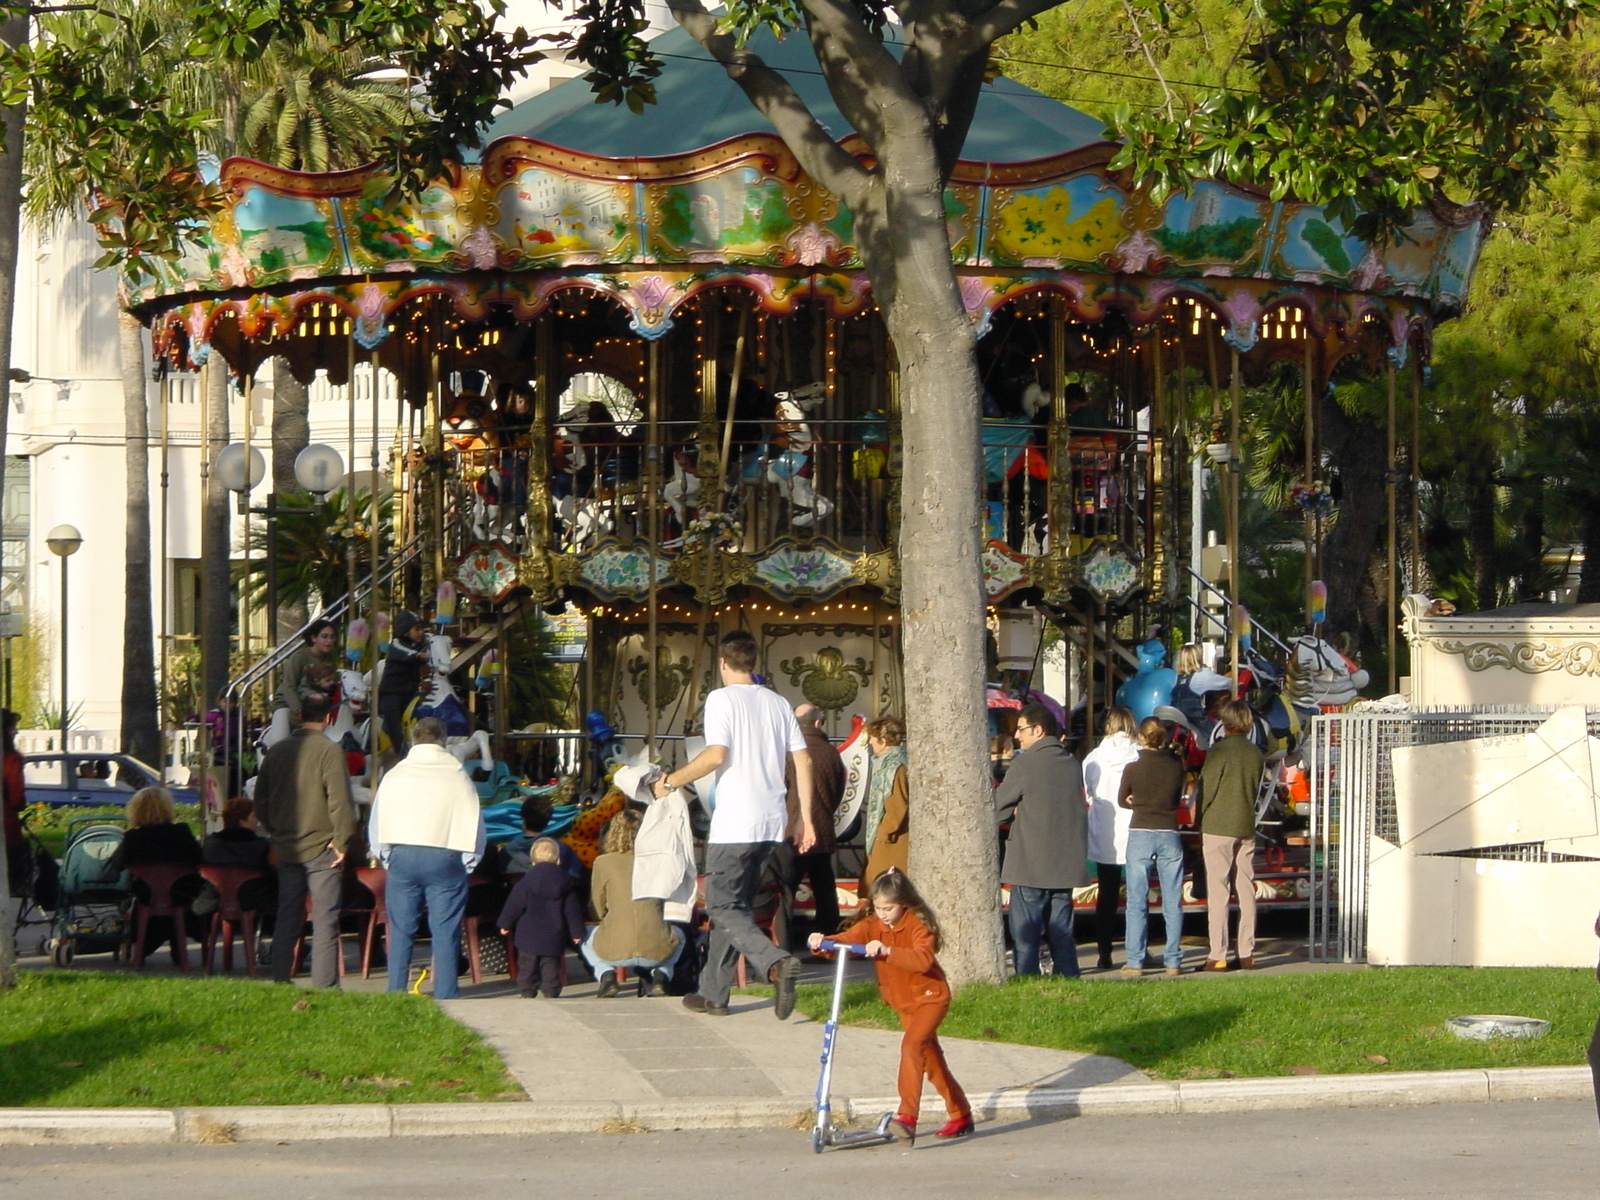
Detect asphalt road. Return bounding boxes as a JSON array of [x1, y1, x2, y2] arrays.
[[3, 1099, 1596, 1199]]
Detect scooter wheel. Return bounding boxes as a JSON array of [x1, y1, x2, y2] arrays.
[[810, 1126, 825, 1154], [52, 939, 73, 968]]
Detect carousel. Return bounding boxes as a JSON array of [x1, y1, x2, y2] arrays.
[[130, 28, 1484, 905]]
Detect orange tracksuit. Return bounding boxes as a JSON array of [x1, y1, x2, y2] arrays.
[[831, 912, 970, 1125]]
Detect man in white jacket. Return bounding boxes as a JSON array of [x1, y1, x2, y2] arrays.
[[368, 717, 486, 999]]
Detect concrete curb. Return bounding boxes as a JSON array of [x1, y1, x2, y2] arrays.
[[0, 1067, 1589, 1146]]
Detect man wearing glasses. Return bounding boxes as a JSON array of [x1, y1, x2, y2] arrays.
[[994, 704, 1089, 976]]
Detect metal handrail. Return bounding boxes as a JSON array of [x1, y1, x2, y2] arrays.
[[218, 534, 424, 782], [1182, 565, 1294, 659]]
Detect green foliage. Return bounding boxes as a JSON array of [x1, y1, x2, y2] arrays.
[[1107, 1, 1599, 242], [0, 972, 522, 1106], [241, 487, 393, 616], [794, 967, 1597, 1079]]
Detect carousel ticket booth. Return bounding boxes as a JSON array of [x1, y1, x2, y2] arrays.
[[130, 28, 1485, 919]]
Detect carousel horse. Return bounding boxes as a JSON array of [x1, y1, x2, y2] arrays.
[[766, 382, 833, 527], [259, 667, 372, 752], [1115, 639, 1177, 722], [663, 446, 701, 528], [1287, 634, 1370, 709], [556, 491, 615, 547], [409, 632, 473, 737]]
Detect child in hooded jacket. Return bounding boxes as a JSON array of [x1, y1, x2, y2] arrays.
[[808, 868, 972, 1143], [498, 839, 585, 997]]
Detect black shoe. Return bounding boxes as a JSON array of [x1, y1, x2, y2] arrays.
[[636, 971, 654, 998], [596, 970, 620, 999], [770, 956, 800, 1021], [1096, 955, 1114, 971], [681, 993, 729, 1016], [652, 968, 672, 994]]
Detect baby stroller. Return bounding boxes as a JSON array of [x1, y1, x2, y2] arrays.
[[46, 816, 132, 967], [8, 826, 61, 953]]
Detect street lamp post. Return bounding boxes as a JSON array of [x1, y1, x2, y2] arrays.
[[45, 524, 82, 752]]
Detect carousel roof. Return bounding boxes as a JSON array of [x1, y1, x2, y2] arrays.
[[478, 25, 1109, 164]]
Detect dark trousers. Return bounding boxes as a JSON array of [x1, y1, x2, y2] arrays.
[[771, 842, 841, 940], [1094, 862, 1123, 961], [1007, 885, 1079, 977], [271, 848, 342, 987], [1589, 1008, 1600, 1126], [517, 953, 564, 998], [700, 841, 790, 1005], [377, 693, 410, 756]]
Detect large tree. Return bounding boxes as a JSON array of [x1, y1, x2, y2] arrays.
[[561, 0, 1600, 982]]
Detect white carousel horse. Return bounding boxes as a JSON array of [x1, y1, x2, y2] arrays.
[[557, 493, 614, 548], [663, 452, 701, 527], [767, 382, 833, 527], [1287, 634, 1370, 708], [260, 666, 371, 752]]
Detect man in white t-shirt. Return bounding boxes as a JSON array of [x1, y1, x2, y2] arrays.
[[654, 631, 815, 1018]]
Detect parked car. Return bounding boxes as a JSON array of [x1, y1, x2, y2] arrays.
[[22, 753, 201, 809]]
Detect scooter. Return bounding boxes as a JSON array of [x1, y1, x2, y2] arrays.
[[810, 938, 900, 1153]]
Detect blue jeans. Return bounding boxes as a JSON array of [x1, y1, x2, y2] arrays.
[[1124, 829, 1185, 969], [580, 925, 686, 976], [384, 844, 469, 1000], [1007, 886, 1079, 977]]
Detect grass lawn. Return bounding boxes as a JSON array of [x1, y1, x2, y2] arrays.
[[0, 972, 524, 1107], [790, 967, 1599, 1080]]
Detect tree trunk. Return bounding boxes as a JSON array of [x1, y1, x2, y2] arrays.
[[1576, 505, 1600, 604], [120, 312, 161, 766], [271, 365, 309, 494], [0, 11, 27, 989], [1319, 399, 1387, 644], [855, 172, 1005, 985], [200, 364, 232, 708], [1465, 463, 1498, 611]]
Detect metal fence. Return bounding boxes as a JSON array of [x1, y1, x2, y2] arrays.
[[1308, 705, 1600, 962]]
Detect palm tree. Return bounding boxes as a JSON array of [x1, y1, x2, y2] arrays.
[[24, 3, 417, 743]]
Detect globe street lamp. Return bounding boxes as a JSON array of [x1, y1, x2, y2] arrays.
[[45, 524, 82, 751]]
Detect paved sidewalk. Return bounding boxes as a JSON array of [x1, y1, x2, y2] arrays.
[[440, 963, 1145, 1110]]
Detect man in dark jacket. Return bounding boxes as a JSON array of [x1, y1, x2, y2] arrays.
[[775, 703, 847, 939], [255, 693, 356, 987], [378, 610, 430, 756], [994, 703, 1089, 976]]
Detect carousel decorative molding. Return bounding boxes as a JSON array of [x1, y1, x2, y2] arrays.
[[781, 646, 873, 711], [1436, 640, 1600, 677]]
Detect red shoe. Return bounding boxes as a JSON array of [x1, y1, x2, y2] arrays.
[[885, 1115, 916, 1143], [934, 1115, 975, 1139]]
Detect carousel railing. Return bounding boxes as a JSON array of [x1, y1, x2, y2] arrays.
[[437, 420, 1154, 567]]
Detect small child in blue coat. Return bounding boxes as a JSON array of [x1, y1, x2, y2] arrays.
[[497, 839, 586, 997]]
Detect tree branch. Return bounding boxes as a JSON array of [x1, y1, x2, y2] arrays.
[[667, 0, 872, 208], [967, 0, 1062, 47]]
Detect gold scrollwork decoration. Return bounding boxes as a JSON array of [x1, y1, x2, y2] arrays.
[[669, 546, 756, 606], [1436, 639, 1600, 677], [781, 646, 872, 711], [850, 550, 901, 603], [627, 645, 693, 712], [519, 547, 579, 604], [1024, 548, 1080, 607]]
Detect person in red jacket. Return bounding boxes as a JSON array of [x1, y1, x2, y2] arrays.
[[3, 710, 25, 895], [809, 868, 972, 1144]]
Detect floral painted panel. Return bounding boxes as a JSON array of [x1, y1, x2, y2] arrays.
[[754, 545, 856, 596], [344, 178, 463, 271], [982, 541, 1029, 600], [580, 544, 673, 596], [456, 543, 521, 602]]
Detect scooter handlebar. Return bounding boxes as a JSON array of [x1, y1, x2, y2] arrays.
[[815, 939, 871, 957]]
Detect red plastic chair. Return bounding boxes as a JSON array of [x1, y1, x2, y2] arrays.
[[128, 863, 199, 971], [355, 865, 389, 979], [198, 865, 270, 977]]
